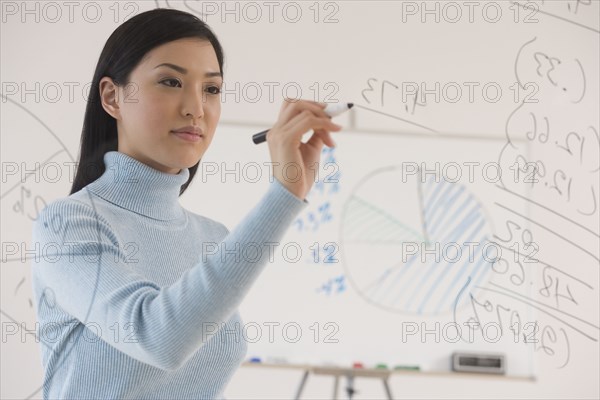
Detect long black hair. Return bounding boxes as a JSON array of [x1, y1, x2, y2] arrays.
[[70, 8, 225, 196]]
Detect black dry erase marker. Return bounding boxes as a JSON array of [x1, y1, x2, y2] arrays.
[[252, 102, 354, 144]]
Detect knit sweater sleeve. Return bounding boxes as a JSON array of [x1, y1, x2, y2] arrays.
[[31, 178, 307, 371]]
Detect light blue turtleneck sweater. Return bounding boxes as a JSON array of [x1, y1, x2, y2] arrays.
[[30, 151, 307, 399]]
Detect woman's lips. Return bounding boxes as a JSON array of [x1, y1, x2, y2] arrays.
[[172, 131, 203, 142]]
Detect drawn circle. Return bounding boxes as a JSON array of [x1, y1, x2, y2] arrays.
[[0, 95, 105, 398], [339, 165, 494, 316]]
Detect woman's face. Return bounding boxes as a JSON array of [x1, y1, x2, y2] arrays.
[[100, 38, 222, 174]]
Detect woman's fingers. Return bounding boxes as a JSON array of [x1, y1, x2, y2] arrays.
[[266, 98, 344, 199], [276, 99, 330, 129], [309, 128, 336, 148], [281, 97, 327, 112], [282, 109, 341, 142]]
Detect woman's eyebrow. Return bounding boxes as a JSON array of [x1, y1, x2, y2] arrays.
[[154, 63, 222, 78]]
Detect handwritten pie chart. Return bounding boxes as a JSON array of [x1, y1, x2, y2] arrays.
[[340, 165, 494, 316]]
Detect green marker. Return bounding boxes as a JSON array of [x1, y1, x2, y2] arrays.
[[375, 363, 389, 369], [394, 365, 420, 371]]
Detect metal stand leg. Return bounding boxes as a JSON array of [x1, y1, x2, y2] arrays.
[[296, 366, 392, 400], [382, 378, 393, 400], [345, 374, 356, 400], [294, 370, 310, 400], [332, 375, 339, 399]]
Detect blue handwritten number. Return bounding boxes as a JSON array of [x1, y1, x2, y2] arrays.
[[335, 275, 346, 293], [313, 179, 325, 195], [323, 243, 339, 263], [307, 212, 318, 231], [322, 147, 337, 165], [317, 275, 346, 296], [318, 281, 333, 296], [319, 202, 333, 224], [293, 218, 303, 232], [328, 172, 341, 194]]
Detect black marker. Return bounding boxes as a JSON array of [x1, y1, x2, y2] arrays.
[[252, 102, 354, 144]]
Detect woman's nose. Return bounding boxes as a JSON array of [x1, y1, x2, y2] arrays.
[[183, 89, 205, 120]]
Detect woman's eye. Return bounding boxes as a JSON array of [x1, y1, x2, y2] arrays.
[[206, 86, 222, 95], [160, 78, 181, 88], [160, 80, 221, 94]]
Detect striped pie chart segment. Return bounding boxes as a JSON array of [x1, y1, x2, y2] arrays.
[[340, 166, 493, 315]]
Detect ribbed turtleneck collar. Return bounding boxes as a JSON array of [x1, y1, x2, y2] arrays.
[[86, 151, 190, 220]]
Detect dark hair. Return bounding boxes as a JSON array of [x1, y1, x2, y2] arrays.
[[70, 8, 225, 195]]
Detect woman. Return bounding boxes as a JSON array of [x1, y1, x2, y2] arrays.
[[31, 8, 342, 399]]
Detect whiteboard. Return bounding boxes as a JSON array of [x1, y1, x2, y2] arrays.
[[189, 124, 540, 376], [1, 0, 598, 398], [181, 118, 597, 378]]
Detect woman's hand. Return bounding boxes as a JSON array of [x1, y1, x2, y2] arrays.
[[266, 98, 343, 200]]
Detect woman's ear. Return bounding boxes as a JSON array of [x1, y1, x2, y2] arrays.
[[99, 77, 121, 120]]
